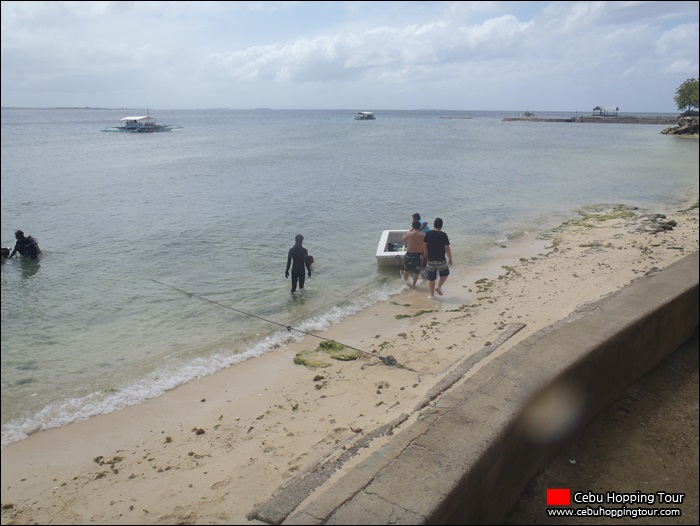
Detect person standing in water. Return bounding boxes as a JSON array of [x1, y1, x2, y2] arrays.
[[423, 218, 452, 299], [401, 220, 425, 288], [285, 234, 312, 294], [412, 213, 430, 234]]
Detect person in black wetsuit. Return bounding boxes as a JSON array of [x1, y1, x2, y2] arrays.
[[285, 234, 312, 294], [9, 230, 42, 260]]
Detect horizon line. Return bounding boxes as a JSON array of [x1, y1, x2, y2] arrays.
[[0, 106, 683, 114]]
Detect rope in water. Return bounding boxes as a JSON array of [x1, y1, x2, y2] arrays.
[[149, 278, 398, 367]]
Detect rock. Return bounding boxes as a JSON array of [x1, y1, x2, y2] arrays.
[[661, 116, 699, 135]]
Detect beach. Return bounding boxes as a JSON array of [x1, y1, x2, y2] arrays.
[[1, 198, 698, 525], [3, 108, 697, 452]]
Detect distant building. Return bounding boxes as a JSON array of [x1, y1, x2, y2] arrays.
[[593, 105, 619, 116]]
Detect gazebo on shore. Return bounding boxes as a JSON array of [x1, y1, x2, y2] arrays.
[[593, 105, 619, 116]]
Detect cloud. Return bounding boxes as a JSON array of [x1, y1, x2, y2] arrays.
[[202, 14, 536, 88], [660, 60, 696, 75]]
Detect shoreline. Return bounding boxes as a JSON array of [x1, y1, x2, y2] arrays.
[[1, 197, 698, 525]]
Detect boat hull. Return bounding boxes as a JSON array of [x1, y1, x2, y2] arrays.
[[102, 125, 180, 133], [102, 115, 182, 133], [376, 230, 408, 266]]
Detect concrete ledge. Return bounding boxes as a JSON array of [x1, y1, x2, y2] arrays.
[[282, 251, 698, 525]]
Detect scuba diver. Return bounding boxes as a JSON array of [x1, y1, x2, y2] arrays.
[[9, 230, 42, 260]]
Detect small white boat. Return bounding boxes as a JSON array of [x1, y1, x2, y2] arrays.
[[376, 230, 408, 266], [102, 115, 183, 133], [355, 111, 375, 120]]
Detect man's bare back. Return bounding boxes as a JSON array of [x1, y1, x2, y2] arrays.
[[403, 229, 424, 252]]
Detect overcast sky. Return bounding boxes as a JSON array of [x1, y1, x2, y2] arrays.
[[1, 1, 698, 112]]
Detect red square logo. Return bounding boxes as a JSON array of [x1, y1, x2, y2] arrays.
[[547, 488, 571, 506]]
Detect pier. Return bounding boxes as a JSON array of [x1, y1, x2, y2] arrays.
[[503, 115, 678, 124]]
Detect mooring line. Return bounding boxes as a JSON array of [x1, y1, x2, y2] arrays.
[[149, 278, 398, 367]]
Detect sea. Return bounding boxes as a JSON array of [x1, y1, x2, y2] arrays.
[[1, 107, 698, 449]]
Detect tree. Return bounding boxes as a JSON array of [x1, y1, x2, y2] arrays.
[[674, 78, 699, 113]]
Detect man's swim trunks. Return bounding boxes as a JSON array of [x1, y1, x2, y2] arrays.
[[426, 259, 450, 280], [404, 252, 423, 274]]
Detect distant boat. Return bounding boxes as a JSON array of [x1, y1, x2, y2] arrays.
[[102, 115, 182, 133], [355, 111, 375, 120], [519, 111, 535, 118]]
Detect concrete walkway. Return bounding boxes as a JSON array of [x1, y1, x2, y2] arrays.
[[249, 251, 698, 525]]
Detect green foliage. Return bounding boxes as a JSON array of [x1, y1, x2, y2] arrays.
[[674, 78, 699, 112]]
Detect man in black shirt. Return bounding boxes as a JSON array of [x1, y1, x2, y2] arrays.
[[423, 218, 452, 299], [285, 234, 312, 294]]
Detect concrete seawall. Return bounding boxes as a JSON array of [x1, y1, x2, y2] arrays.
[[275, 251, 698, 525]]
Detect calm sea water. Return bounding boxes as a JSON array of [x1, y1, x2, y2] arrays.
[[1, 108, 697, 448]]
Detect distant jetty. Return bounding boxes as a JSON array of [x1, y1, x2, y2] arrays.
[[503, 115, 678, 124]]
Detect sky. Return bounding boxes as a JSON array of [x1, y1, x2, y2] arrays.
[[1, 1, 698, 112]]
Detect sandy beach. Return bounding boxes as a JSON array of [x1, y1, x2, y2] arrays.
[[2, 198, 698, 525]]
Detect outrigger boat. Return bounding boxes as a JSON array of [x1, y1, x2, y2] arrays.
[[376, 230, 408, 266], [102, 115, 182, 133], [355, 111, 375, 120]]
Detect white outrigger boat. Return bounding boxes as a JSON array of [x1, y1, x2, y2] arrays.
[[102, 115, 182, 133], [376, 230, 408, 266], [355, 111, 375, 120]]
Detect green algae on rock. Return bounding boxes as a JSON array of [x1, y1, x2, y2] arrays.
[[294, 340, 360, 368]]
